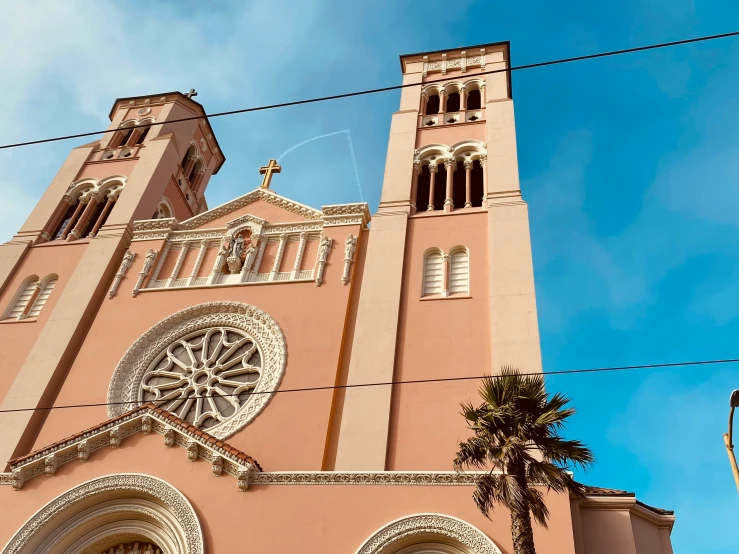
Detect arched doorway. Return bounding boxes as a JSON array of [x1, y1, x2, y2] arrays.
[[2, 474, 204, 554]]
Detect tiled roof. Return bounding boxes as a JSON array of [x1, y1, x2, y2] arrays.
[[9, 403, 262, 471], [580, 483, 674, 516]]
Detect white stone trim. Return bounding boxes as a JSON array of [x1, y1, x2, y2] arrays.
[[0, 474, 204, 554], [251, 471, 486, 485], [355, 514, 502, 554], [3, 408, 258, 491], [107, 302, 287, 439]]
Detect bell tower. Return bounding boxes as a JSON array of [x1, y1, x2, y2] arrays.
[[333, 43, 543, 470], [0, 91, 225, 465]]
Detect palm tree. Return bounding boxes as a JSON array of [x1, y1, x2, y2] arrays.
[[454, 367, 594, 554]]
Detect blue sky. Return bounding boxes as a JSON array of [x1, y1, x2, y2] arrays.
[[1, 0, 738, 551]]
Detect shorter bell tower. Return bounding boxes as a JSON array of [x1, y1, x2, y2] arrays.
[[0, 91, 225, 466]]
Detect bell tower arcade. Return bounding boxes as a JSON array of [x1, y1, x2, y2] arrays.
[[0, 91, 225, 465], [332, 43, 543, 470]]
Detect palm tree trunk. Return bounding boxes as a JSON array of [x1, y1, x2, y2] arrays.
[[510, 504, 537, 554]]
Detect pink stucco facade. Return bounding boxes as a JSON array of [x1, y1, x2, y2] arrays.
[[0, 44, 674, 554]]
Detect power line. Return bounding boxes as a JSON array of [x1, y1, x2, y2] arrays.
[[1, 30, 738, 151], [2, 356, 737, 415]]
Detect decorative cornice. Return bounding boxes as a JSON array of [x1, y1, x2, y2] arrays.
[[251, 471, 482, 485], [132, 218, 178, 232], [178, 188, 323, 230], [3, 406, 259, 491]]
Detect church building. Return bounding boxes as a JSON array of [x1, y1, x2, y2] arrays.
[[0, 42, 674, 554]]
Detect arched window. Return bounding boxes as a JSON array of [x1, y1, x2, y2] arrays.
[[452, 160, 466, 209], [181, 145, 196, 172], [27, 275, 58, 317], [433, 162, 448, 211], [53, 200, 79, 240], [188, 159, 203, 186], [134, 124, 150, 145], [446, 92, 460, 113], [425, 94, 440, 115], [416, 165, 431, 212], [449, 248, 469, 294], [467, 89, 481, 110], [152, 198, 173, 220], [422, 250, 444, 296], [114, 127, 134, 149], [3, 276, 39, 320], [470, 159, 484, 208]]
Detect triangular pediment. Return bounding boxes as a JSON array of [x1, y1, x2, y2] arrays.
[[2, 404, 261, 491], [178, 188, 322, 231]]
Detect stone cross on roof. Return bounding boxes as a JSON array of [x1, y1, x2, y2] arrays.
[[259, 159, 282, 190]]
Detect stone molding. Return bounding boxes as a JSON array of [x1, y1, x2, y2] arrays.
[[2, 407, 259, 491], [108, 302, 287, 439], [356, 514, 502, 554], [250, 472, 484, 486], [0, 474, 204, 554], [179, 188, 323, 230]]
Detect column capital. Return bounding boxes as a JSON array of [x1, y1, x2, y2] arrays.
[[463, 160, 474, 170], [413, 160, 421, 170], [444, 159, 456, 170], [478, 154, 487, 165], [428, 163, 438, 173], [62, 193, 76, 206]]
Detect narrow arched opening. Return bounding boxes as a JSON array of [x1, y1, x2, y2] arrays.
[[467, 89, 481, 110], [452, 160, 466, 209], [446, 92, 460, 113], [433, 163, 447, 211], [470, 159, 484, 207], [416, 165, 431, 212], [425, 94, 440, 115]]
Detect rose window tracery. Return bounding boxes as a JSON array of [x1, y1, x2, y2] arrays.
[[140, 328, 262, 430], [109, 302, 287, 439]]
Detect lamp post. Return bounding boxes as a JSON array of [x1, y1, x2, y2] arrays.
[[723, 389, 739, 494]]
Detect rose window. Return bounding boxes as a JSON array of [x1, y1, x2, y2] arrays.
[[139, 327, 262, 430]]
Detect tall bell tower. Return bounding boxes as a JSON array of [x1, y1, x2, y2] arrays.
[[0, 91, 225, 465], [332, 43, 543, 470]]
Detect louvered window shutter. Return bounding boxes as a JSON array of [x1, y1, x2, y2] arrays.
[[449, 250, 469, 294], [6, 279, 39, 319], [422, 252, 443, 296], [27, 277, 57, 317]]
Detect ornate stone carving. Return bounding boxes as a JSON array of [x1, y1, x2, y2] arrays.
[[141, 415, 152, 434], [315, 236, 332, 286], [212, 456, 224, 476], [356, 514, 502, 554], [163, 428, 174, 448], [108, 302, 287, 439], [44, 454, 58, 476], [178, 188, 322, 230], [186, 440, 199, 462], [1, 474, 205, 554], [109, 250, 135, 298], [342, 234, 358, 285], [77, 440, 90, 462], [110, 426, 121, 448], [132, 249, 157, 298], [250, 471, 483, 486]]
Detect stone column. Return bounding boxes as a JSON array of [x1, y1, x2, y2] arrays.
[[40, 194, 75, 242], [68, 191, 103, 241], [88, 190, 118, 238], [165, 243, 189, 287], [481, 83, 486, 104], [291, 232, 308, 280], [480, 155, 488, 206], [427, 164, 437, 211], [17, 282, 43, 321], [460, 85, 467, 111], [441, 254, 450, 297], [186, 240, 209, 286], [410, 162, 420, 215], [464, 160, 474, 208], [420, 92, 428, 115], [59, 198, 86, 240], [149, 242, 171, 283], [444, 159, 455, 213], [269, 234, 288, 281], [439, 90, 447, 114]]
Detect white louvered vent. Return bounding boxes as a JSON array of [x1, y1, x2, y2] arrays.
[[5, 278, 39, 319], [27, 277, 57, 318], [422, 251, 443, 296], [449, 250, 469, 294]]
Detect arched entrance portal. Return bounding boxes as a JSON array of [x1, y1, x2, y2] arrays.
[[1, 474, 204, 554]]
